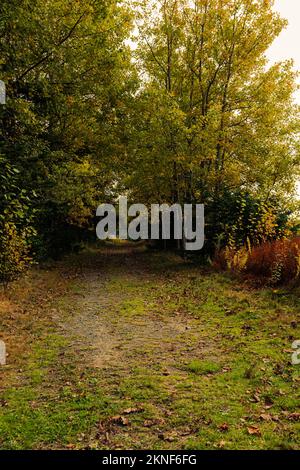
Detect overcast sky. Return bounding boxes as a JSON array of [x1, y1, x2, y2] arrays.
[[267, 0, 300, 102]]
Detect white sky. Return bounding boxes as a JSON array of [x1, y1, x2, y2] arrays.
[[267, 0, 300, 102]]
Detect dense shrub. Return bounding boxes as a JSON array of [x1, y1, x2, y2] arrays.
[[204, 189, 293, 256], [0, 156, 36, 284], [246, 238, 300, 284], [214, 237, 300, 285], [0, 222, 32, 284]]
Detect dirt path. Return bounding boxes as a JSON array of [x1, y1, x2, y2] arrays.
[[1, 242, 299, 450], [62, 243, 212, 372]]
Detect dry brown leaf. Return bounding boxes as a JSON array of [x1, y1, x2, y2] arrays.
[[123, 407, 144, 415], [158, 431, 177, 442], [247, 426, 261, 436], [219, 423, 229, 432], [66, 443, 76, 449], [218, 440, 226, 448], [143, 418, 165, 428], [110, 415, 129, 426], [259, 413, 272, 422], [287, 413, 300, 421]]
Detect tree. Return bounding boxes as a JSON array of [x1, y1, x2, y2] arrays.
[[127, 0, 299, 213], [0, 0, 133, 260]]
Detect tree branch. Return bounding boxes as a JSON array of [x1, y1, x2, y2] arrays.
[[17, 11, 87, 82]]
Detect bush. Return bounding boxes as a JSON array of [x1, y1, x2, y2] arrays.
[[214, 243, 250, 273], [246, 238, 300, 284], [0, 222, 32, 284], [0, 155, 36, 284], [204, 189, 292, 256], [214, 237, 300, 285]]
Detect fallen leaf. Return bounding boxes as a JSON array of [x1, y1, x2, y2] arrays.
[[123, 407, 144, 415], [259, 413, 272, 422], [143, 418, 165, 428], [219, 423, 229, 432], [287, 413, 300, 421], [247, 426, 261, 436], [264, 404, 273, 410], [264, 397, 274, 408], [110, 416, 129, 426], [66, 443, 76, 449], [158, 431, 177, 442]]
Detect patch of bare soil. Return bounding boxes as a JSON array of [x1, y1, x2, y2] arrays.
[[60, 244, 213, 373]]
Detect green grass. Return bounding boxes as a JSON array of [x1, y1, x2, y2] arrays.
[[0, 247, 299, 449], [0, 333, 118, 449], [186, 360, 222, 375]]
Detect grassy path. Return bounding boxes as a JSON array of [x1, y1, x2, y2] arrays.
[[0, 243, 299, 449]]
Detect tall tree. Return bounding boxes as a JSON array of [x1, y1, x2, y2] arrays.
[[128, 0, 299, 208], [0, 0, 133, 256]]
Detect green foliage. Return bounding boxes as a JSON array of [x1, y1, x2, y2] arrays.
[[127, 0, 300, 210], [1, 0, 300, 278], [0, 0, 134, 261], [0, 222, 32, 283], [0, 155, 36, 283], [205, 189, 292, 254]]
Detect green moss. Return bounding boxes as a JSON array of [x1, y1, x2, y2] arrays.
[[186, 360, 222, 375]]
